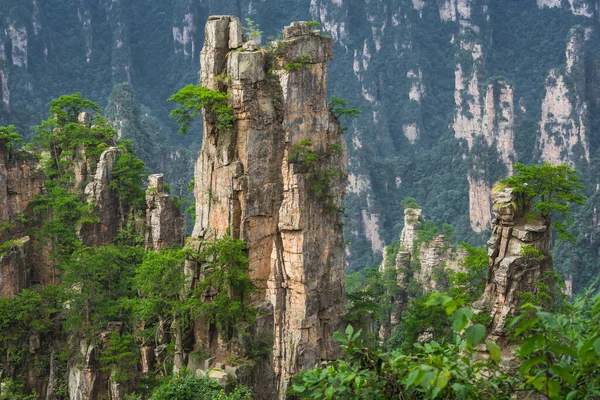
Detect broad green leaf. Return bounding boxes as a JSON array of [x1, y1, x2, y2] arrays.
[[345, 324, 354, 337], [436, 371, 451, 389], [550, 365, 575, 385], [566, 390, 579, 400], [452, 307, 472, 331], [547, 379, 561, 399], [465, 324, 486, 346], [485, 340, 501, 364], [519, 356, 546, 375]]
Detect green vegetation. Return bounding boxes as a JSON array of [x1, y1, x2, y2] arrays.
[[47, 92, 101, 123], [0, 125, 25, 152], [283, 55, 311, 71], [243, 18, 263, 41], [168, 85, 235, 134], [148, 373, 253, 400], [288, 140, 344, 214], [0, 94, 255, 397], [291, 290, 600, 399], [401, 196, 420, 210], [499, 162, 586, 242], [306, 20, 321, 31], [328, 97, 360, 131]]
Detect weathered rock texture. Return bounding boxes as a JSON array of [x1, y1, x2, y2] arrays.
[[0, 142, 44, 297], [378, 206, 464, 342], [0, 236, 32, 299], [145, 174, 184, 250], [77, 147, 122, 246], [189, 16, 346, 398], [474, 187, 552, 339], [0, 145, 44, 239], [537, 26, 589, 166]]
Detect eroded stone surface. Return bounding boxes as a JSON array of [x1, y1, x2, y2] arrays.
[[190, 17, 346, 399], [537, 27, 589, 166], [77, 148, 122, 246], [474, 187, 553, 339], [145, 174, 184, 250]]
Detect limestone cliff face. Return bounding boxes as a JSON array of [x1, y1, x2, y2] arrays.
[[459, 74, 517, 232], [189, 16, 346, 398], [537, 27, 589, 166], [415, 234, 462, 293], [379, 206, 464, 341], [0, 143, 44, 297], [0, 145, 44, 236], [474, 187, 552, 339], [0, 236, 32, 299], [77, 147, 122, 246], [536, 0, 595, 17], [145, 174, 184, 250]]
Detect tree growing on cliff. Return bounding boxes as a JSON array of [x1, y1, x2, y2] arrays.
[[47, 92, 101, 123], [0, 125, 24, 152], [498, 162, 586, 242], [168, 85, 234, 134]]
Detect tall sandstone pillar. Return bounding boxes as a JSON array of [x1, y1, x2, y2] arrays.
[[191, 16, 347, 398]]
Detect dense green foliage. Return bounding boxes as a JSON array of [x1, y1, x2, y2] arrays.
[[0, 125, 24, 152], [148, 374, 253, 400], [0, 94, 255, 397], [499, 162, 586, 242], [168, 85, 235, 134], [291, 290, 600, 399]]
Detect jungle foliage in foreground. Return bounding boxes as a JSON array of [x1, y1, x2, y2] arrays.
[[291, 290, 600, 400]]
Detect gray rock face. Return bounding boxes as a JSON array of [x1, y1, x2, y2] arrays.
[[145, 173, 184, 250], [77, 147, 122, 246], [0, 236, 32, 298], [474, 187, 553, 338], [190, 16, 346, 399]]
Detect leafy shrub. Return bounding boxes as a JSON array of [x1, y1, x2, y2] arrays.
[[168, 85, 234, 134], [149, 374, 253, 400]]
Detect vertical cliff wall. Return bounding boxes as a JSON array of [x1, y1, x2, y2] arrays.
[[537, 26, 590, 167], [190, 16, 346, 398]]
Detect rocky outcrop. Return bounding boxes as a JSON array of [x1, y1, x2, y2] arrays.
[[415, 234, 462, 292], [77, 147, 121, 246], [474, 186, 552, 339], [145, 174, 184, 250], [0, 236, 32, 299], [378, 206, 464, 341], [189, 16, 346, 398], [399, 207, 421, 251], [0, 145, 44, 239], [67, 340, 108, 400], [537, 27, 589, 166]]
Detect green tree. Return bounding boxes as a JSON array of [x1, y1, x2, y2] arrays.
[[498, 162, 586, 242], [47, 92, 101, 123], [168, 85, 234, 134], [0, 125, 24, 152], [109, 145, 147, 212], [189, 236, 258, 338], [243, 18, 262, 41]]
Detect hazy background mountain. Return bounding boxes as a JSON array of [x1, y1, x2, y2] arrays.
[[1, 0, 599, 291]]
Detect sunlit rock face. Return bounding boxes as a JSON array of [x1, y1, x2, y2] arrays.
[[190, 16, 347, 399], [474, 187, 552, 339]]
